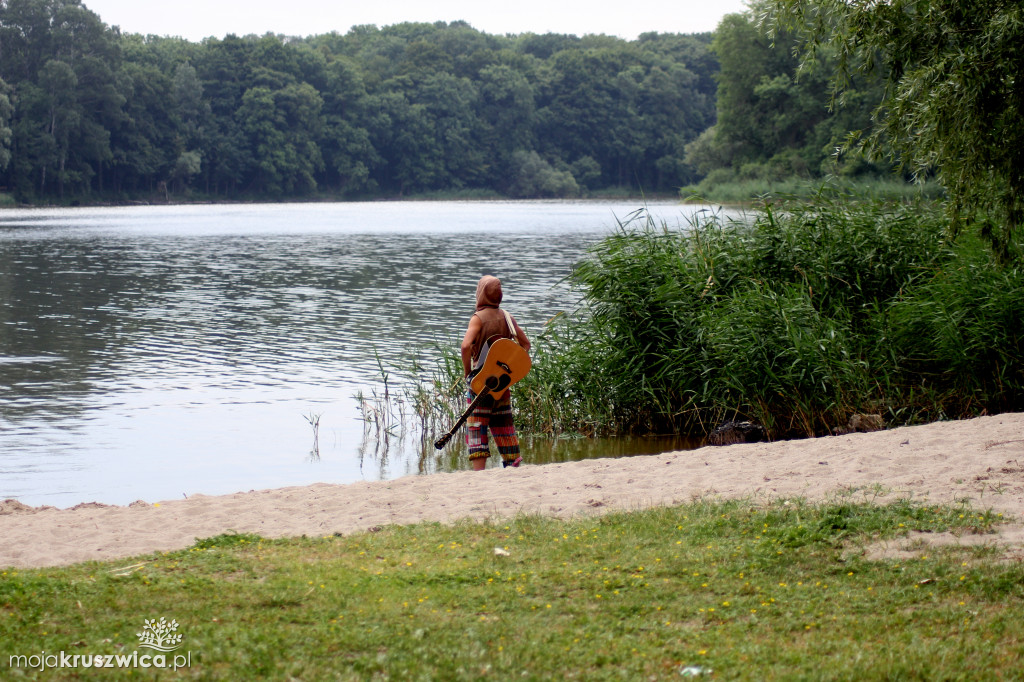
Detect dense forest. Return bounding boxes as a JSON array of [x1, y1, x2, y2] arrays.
[[0, 0, 898, 205], [0, 0, 724, 202]]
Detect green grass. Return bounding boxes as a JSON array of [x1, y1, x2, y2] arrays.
[[2, 499, 1021, 680]]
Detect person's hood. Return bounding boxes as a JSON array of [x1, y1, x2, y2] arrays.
[[475, 275, 503, 310]]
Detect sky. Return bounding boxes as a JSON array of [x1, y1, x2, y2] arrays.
[[80, 0, 750, 42]]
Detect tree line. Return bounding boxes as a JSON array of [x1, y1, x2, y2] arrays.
[[6, 0, 999, 217], [0, 0, 721, 202]]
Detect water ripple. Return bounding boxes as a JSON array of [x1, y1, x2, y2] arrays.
[[0, 201, 733, 506]]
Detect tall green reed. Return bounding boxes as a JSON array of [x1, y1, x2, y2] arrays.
[[383, 199, 1021, 444], [514, 312, 616, 436], [551, 199, 1019, 439], [887, 237, 1024, 417]]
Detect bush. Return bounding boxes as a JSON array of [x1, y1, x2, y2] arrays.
[[505, 150, 579, 198]]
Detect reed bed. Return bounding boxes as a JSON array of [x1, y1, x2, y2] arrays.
[[396, 199, 1022, 443], [540, 199, 1023, 439], [681, 175, 946, 205]]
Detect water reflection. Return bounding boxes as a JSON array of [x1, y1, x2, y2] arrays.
[[0, 201, 731, 507], [354, 417, 706, 480]]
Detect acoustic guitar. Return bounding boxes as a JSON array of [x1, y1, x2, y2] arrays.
[[434, 338, 531, 449]]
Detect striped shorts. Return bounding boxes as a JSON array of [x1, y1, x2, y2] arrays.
[[466, 388, 520, 462]]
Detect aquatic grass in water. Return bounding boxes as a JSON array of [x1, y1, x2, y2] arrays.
[[563, 209, 729, 434], [514, 311, 619, 436], [554, 199, 1023, 438], [303, 411, 322, 460], [705, 281, 866, 435], [354, 348, 427, 471], [372, 198, 1022, 444], [405, 341, 466, 438]]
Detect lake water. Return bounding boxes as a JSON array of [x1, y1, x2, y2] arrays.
[[0, 200, 725, 508]]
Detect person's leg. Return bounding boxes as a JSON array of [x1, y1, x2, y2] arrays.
[[489, 391, 521, 468], [466, 389, 491, 470]]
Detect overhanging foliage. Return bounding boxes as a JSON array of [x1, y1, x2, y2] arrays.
[[766, 0, 1024, 259]]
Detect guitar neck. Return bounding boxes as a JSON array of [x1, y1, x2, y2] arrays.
[[434, 388, 491, 450]]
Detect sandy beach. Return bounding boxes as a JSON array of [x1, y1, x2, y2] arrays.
[[2, 413, 1023, 569]]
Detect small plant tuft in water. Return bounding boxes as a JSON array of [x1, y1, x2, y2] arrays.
[[303, 411, 322, 460]]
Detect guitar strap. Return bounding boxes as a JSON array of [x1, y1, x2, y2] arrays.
[[502, 309, 520, 345]]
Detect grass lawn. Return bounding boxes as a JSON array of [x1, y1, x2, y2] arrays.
[[2, 498, 1021, 680]]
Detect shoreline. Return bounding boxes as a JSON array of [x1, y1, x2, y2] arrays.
[[2, 413, 1023, 570]]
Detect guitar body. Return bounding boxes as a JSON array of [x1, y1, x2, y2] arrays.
[[469, 338, 532, 396], [434, 338, 531, 449]]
